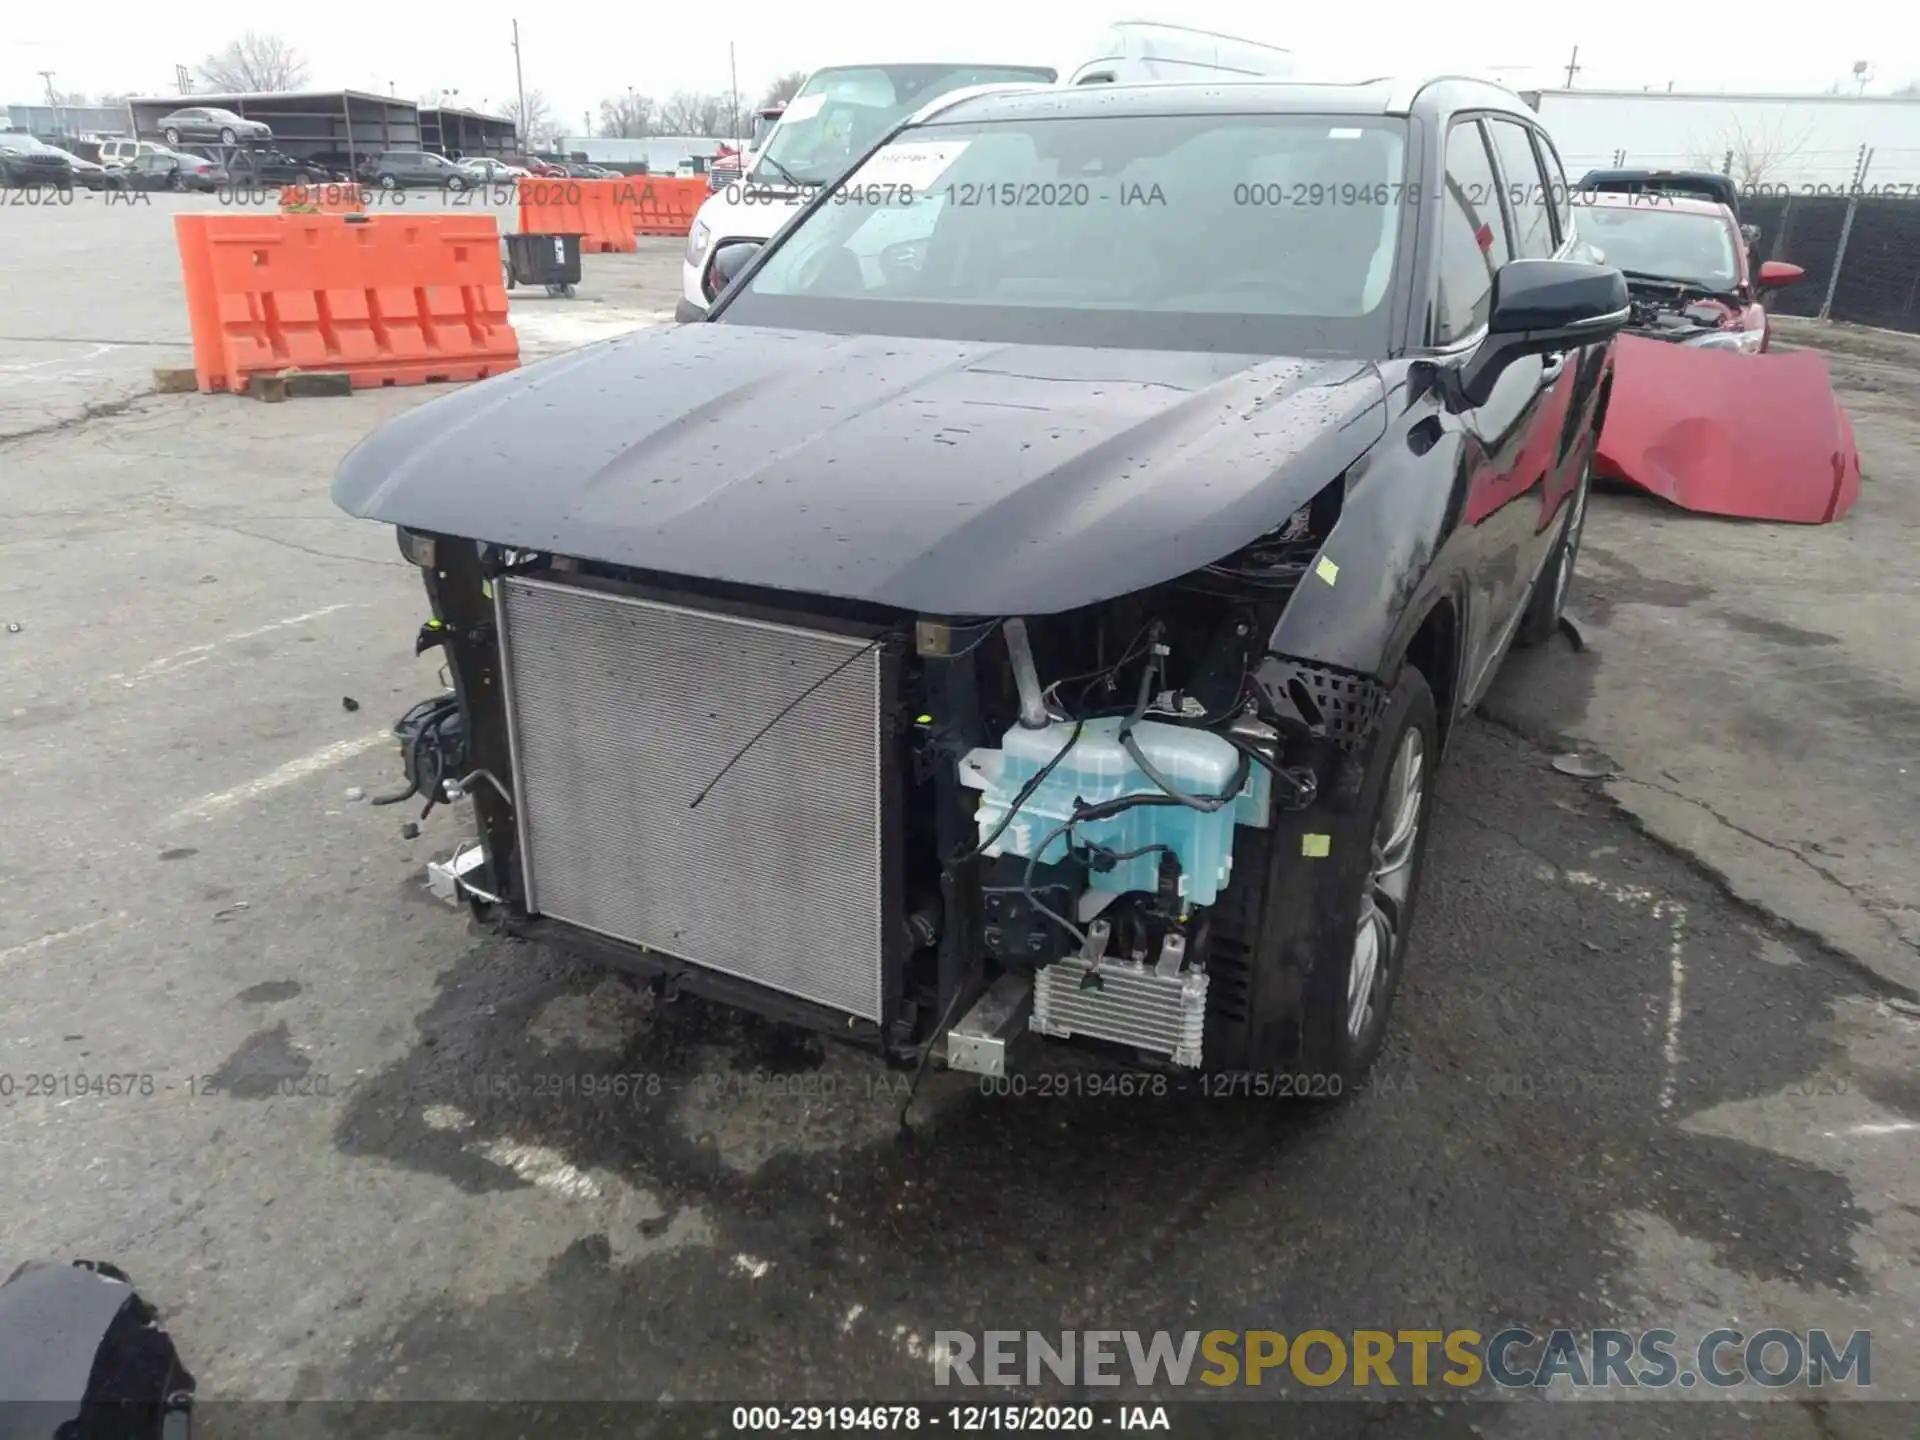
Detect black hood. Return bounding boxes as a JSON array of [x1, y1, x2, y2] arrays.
[[332, 323, 1387, 615]]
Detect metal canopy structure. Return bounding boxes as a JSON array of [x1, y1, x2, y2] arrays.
[[123, 91, 514, 166], [418, 107, 517, 159]]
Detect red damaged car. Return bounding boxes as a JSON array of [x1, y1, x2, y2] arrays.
[[1569, 170, 1860, 524]]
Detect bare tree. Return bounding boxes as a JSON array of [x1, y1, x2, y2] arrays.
[[758, 71, 807, 109], [1687, 111, 1814, 187], [198, 31, 310, 93], [598, 91, 657, 138], [514, 87, 557, 147], [1894, 78, 1920, 96], [658, 90, 743, 136]]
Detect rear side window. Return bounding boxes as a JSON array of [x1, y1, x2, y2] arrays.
[[1434, 120, 1512, 345], [1487, 120, 1555, 259]]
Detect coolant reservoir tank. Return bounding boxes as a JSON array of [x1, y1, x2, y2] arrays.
[[958, 716, 1266, 908]]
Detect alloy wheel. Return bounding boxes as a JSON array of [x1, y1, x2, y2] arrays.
[[1349, 728, 1425, 1040]]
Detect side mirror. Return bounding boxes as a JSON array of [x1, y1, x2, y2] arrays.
[[1758, 259, 1804, 289], [706, 240, 762, 301], [1454, 259, 1629, 409]]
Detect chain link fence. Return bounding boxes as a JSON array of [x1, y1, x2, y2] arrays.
[[1744, 193, 1920, 332]]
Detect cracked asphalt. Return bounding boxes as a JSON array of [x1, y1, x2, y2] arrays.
[[3, 198, 1918, 1437]]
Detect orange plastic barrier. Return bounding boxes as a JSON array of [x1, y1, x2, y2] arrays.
[[627, 176, 708, 238], [517, 177, 634, 253], [173, 212, 519, 394], [278, 182, 366, 214]]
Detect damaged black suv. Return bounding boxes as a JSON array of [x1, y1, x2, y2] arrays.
[[334, 76, 1628, 1091]]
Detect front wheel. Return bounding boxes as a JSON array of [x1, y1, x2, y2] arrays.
[[1516, 458, 1590, 647], [447, 175, 466, 193], [219, 128, 237, 145], [1209, 665, 1439, 1088]]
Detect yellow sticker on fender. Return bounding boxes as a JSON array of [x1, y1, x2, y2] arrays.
[[1302, 834, 1331, 858], [1314, 556, 1339, 586]]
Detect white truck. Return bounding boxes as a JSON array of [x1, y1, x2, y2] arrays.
[[677, 62, 1057, 321], [676, 25, 1296, 321]]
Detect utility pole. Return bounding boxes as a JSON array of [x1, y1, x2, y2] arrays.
[[38, 70, 62, 135], [1562, 45, 1580, 89], [729, 41, 741, 146], [511, 19, 528, 140]]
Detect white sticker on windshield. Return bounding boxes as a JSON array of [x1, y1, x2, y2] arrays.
[[779, 92, 827, 123], [1328, 127, 1363, 139], [850, 140, 973, 192]]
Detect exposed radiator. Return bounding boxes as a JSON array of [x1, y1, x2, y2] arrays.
[[1031, 957, 1208, 1068], [495, 576, 887, 1022]]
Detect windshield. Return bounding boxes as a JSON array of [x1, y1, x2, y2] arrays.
[[722, 112, 1407, 356], [748, 65, 1058, 186], [1577, 201, 1739, 292]]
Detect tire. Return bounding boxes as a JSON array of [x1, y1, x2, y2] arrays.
[[447, 176, 466, 193], [220, 128, 237, 145], [163, 128, 180, 146], [1206, 665, 1439, 1089], [379, 173, 397, 190], [1515, 453, 1591, 648]]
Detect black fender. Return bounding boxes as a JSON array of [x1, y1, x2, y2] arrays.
[[0, 1260, 194, 1438], [1254, 382, 1471, 752]]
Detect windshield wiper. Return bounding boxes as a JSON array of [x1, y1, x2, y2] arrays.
[[753, 153, 810, 190]]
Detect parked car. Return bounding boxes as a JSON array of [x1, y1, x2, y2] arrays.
[[461, 157, 530, 183], [362, 150, 476, 190], [0, 133, 75, 189], [116, 150, 229, 191], [1558, 172, 1854, 525], [679, 61, 1060, 321], [334, 77, 1627, 1095], [224, 148, 331, 185], [1571, 189, 1801, 354], [155, 107, 272, 148], [297, 150, 362, 181], [98, 138, 171, 168], [62, 151, 120, 190], [562, 162, 615, 178]]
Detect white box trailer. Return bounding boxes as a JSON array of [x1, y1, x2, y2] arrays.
[[1521, 88, 1920, 190], [1066, 22, 1295, 86]]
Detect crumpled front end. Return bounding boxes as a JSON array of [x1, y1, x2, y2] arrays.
[[1595, 334, 1862, 524]]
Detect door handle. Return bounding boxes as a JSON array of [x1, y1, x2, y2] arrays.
[[1540, 351, 1567, 382]]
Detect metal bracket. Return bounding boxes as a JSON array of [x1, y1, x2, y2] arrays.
[[945, 971, 1033, 1078]]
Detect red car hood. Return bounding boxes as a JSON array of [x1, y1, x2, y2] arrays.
[[1595, 334, 1861, 524]]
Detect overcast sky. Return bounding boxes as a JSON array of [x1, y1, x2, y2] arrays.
[[9, 1, 1917, 125]]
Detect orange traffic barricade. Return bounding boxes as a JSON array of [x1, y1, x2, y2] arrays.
[[518, 176, 633, 253], [278, 182, 366, 214], [173, 211, 519, 394], [628, 177, 707, 238]]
